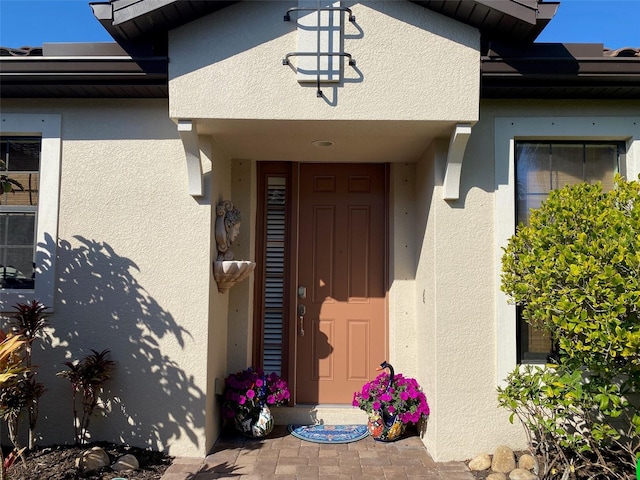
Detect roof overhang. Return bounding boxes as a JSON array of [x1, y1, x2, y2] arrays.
[[1, 2, 638, 100], [89, 0, 559, 56], [89, 0, 237, 55], [412, 0, 558, 44], [482, 43, 640, 99], [0, 43, 167, 98]]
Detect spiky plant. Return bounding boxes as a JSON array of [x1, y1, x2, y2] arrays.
[[0, 332, 28, 480], [58, 349, 115, 444], [8, 301, 49, 367], [4, 301, 49, 449]]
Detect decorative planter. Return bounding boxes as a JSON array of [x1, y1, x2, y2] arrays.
[[213, 260, 256, 293], [367, 410, 406, 442], [234, 405, 274, 438]]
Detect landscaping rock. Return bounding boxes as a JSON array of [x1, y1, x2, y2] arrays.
[[518, 453, 536, 471], [469, 453, 492, 471], [487, 474, 507, 480], [491, 445, 516, 473], [76, 446, 110, 474], [112, 453, 140, 472], [509, 468, 538, 480]]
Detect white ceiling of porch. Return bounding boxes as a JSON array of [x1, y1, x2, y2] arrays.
[[193, 118, 455, 163]]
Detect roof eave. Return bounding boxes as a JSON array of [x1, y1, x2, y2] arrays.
[[0, 50, 168, 98], [481, 43, 640, 99], [91, 0, 560, 56]]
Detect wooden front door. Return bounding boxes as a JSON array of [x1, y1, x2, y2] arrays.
[[295, 163, 388, 404]]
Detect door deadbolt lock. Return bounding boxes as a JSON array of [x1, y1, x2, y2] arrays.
[[298, 285, 307, 299]]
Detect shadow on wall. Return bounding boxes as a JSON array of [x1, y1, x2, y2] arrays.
[[36, 233, 205, 451]]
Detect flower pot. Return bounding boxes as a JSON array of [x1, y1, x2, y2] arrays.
[[234, 405, 274, 438], [367, 410, 406, 442]]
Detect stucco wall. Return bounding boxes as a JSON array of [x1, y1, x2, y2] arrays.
[[389, 162, 418, 374], [226, 158, 257, 374], [168, 0, 479, 122], [414, 123, 525, 462], [416, 99, 640, 461], [1, 99, 218, 457]]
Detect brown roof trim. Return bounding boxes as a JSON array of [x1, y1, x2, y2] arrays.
[[0, 43, 167, 98], [91, 0, 558, 56], [481, 43, 640, 99], [413, 0, 559, 44], [90, 0, 236, 55]]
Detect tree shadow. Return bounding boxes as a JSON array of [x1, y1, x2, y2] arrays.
[[34, 233, 205, 451]]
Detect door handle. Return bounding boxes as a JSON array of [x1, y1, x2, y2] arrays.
[[298, 304, 306, 337]]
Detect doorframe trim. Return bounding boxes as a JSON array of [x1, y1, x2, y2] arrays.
[[253, 162, 390, 406]]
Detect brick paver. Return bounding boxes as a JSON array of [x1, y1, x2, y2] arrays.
[[161, 425, 474, 479]]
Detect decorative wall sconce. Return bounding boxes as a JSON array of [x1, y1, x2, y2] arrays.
[[213, 200, 256, 293]]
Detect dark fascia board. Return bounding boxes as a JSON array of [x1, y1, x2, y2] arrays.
[[408, 1, 558, 43], [0, 42, 168, 98], [481, 42, 640, 99], [90, 0, 235, 55], [91, 0, 558, 56]]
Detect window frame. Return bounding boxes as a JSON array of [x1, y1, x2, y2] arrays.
[[0, 114, 61, 311], [253, 162, 295, 380], [514, 140, 623, 363], [494, 116, 640, 384], [1, 136, 41, 290]]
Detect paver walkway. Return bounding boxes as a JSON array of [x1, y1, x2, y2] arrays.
[[161, 425, 475, 479]]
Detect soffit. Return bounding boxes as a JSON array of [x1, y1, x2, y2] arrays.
[[0, 43, 167, 98], [193, 118, 454, 163], [412, 0, 558, 44], [482, 43, 640, 99], [90, 0, 558, 56]]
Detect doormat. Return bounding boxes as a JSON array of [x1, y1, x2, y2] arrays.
[[287, 424, 369, 444]]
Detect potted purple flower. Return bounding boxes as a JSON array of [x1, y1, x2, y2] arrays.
[[352, 361, 430, 441], [221, 367, 290, 437]]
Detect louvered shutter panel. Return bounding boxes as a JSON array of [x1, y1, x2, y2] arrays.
[[263, 178, 286, 376]]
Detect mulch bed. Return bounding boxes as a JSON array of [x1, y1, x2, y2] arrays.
[[5, 442, 173, 480]]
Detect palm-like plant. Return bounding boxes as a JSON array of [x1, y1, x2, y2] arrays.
[[0, 158, 24, 203], [2, 301, 48, 449], [0, 332, 28, 480], [57, 349, 115, 444], [8, 301, 48, 365]]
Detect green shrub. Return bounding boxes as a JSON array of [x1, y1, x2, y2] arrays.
[[500, 175, 640, 479]]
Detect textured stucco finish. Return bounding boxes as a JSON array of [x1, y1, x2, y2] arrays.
[[1, 99, 216, 457], [168, 1, 479, 122]]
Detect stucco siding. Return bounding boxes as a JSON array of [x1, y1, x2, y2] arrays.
[[168, 1, 479, 122], [425, 99, 640, 462], [389, 162, 418, 374], [417, 100, 640, 461], [1, 99, 216, 457]]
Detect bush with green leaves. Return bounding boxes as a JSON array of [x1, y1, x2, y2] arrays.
[[500, 175, 640, 479]]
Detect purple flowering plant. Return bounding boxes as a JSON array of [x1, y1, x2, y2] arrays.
[[221, 367, 290, 420], [352, 371, 430, 425]]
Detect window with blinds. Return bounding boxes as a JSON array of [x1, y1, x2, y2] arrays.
[[515, 141, 622, 362], [1, 136, 40, 290], [262, 176, 288, 376]]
